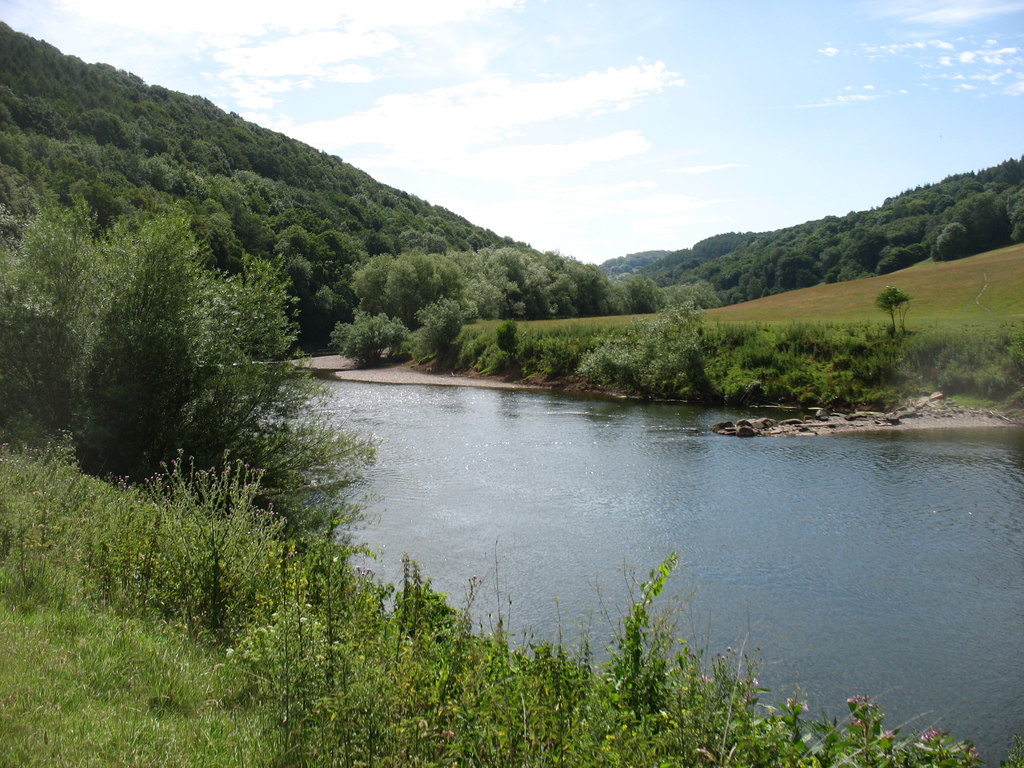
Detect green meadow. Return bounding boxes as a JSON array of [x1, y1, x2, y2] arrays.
[[708, 244, 1024, 326], [456, 247, 1024, 408]]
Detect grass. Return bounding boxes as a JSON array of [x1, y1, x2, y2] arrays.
[[0, 601, 269, 767], [453, 246, 1024, 408], [707, 244, 1024, 326]]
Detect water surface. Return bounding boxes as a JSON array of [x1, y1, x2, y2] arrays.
[[324, 380, 1024, 763]]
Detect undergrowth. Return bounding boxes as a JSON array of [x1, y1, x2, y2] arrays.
[[0, 444, 1008, 767], [455, 315, 1024, 409]]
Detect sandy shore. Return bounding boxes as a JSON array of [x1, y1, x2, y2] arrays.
[[297, 356, 1022, 433], [296, 355, 533, 390]]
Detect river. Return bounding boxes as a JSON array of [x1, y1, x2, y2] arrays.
[[323, 379, 1024, 763]]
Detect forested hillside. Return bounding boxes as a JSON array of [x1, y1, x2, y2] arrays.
[[0, 23, 621, 344], [618, 159, 1024, 305]]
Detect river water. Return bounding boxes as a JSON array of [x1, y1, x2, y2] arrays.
[[323, 380, 1024, 763]]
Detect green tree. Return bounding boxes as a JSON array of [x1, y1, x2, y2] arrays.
[[932, 222, 969, 261], [353, 251, 465, 328], [412, 298, 472, 360], [875, 285, 911, 336], [330, 311, 409, 367], [0, 205, 370, 535], [620, 274, 664, 315]]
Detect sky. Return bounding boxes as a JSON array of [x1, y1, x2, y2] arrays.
[[2, 1, 1023, 263]]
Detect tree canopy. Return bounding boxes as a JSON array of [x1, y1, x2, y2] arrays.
[[0, 206, 370, 534]]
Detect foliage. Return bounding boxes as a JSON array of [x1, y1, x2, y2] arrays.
[[578, 305, 709, 398], [0, 205, 370, 535], [875, 285, 912, 335], [0, 23, 637, 344], [412, 297, 473, 360], [0, 448, 993, 766], [457, 312, 1020, 409], [353, 251, 466, 329], [330, 311, 410, 367], [495, 319, 519, 355], [662, 279, 723, 309]]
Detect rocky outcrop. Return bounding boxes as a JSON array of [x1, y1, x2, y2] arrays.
[[711, 393, 1019, 437]]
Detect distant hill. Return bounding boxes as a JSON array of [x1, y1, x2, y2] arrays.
[[600, 160, 1024, 307], [600, 250, 671, 279]]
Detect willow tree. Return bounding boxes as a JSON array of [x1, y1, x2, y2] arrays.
[[0, 205, 371, 535]]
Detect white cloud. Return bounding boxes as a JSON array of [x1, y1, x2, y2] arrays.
[[820, 46, 840, 57], [860, 35, 1024, 95], [874, 1, 1024, 26], [291, 62, 683, 180], [798, 84, 884, 108], [213, 31, 400, 79], [228, 78, 303, 111], [55, 0, 526, 38], [438, 181, 720, 261], [467, 132, 651, 182]]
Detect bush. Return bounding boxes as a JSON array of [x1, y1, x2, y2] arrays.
[[330, 311, 409, 367], [578, 305, 708, 398], [0, 205, 368, 535], [412, 297, 472, 360]]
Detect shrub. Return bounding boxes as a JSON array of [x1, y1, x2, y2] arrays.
[[578, 305, 708, 398], [0, 205, 367, 535], [330, 311, 409, 367], [412, 297, 473, 360]]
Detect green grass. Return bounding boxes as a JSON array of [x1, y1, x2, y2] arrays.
[[0, 601, 269, 767], [454, 246, 1024, 407], [707, 244, 1024, 325]]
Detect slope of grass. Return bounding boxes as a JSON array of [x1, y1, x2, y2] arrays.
[[0, 602, 269, 767], [707, 244, 1024, 325]]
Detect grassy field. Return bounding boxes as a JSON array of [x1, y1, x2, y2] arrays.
[[456, 246, 1024, 407], [467, 245, 1024, 334], [707, 244, 1024, 326]]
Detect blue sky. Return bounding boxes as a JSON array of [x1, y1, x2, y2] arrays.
[[3, 0, 1023, 263]]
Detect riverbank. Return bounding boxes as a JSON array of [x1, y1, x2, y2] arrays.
[[298, 354, 536, 390], [4, 447, 995, 767], [300, 355, 1022, 433]]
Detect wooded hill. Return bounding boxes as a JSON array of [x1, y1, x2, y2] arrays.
[[605, 157, 1024, 305], [0, 23, 622, 344]]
